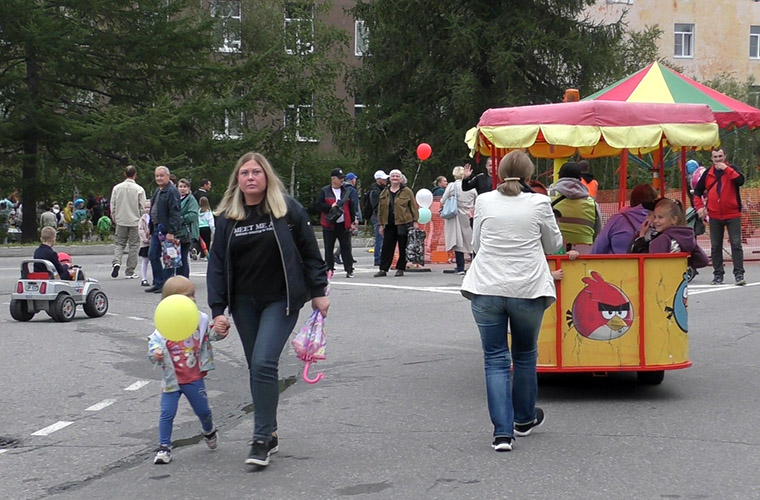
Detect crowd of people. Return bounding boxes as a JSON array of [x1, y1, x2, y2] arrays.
[[15, 145, 746, 467]]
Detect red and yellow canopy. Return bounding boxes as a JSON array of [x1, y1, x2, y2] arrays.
[[465, 100, 719, 158], [584, 61, 760, 129]]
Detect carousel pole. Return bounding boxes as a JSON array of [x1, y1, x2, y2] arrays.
[[680, 147, 688, 207], [619, 149, 628, 212], [658, 140, 666, 198]]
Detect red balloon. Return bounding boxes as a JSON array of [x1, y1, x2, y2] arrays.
[[416, 143, 432, 161]]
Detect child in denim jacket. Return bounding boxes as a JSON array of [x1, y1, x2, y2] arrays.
[[148, 276, 228, 464]]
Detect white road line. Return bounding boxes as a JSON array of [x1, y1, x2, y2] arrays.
[[690, 282, 760, 295], [127, 316, 146, 321], [0, 449, 7, 455], [85, 399, 116, 412], [124, 380, 150, 391], [31, 421, 74, 436], [330, 281, 461, 294]]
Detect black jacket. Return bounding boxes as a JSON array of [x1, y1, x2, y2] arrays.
[[150, 183, 181, 234], [461, 173, 493, 195], [206, 195, 328, 318]]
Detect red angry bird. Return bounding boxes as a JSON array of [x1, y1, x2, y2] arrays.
[[567, 271, 633, 341]]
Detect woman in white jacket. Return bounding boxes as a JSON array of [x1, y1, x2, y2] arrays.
[[440, 166, 477, 274], [461, 150, 563, 452]]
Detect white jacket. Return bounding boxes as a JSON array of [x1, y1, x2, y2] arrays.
[[461, 190, 563, 305], [110, 178, 146, 227]]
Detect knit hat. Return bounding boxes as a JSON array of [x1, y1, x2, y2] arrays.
[[558, 162, 581, 180]]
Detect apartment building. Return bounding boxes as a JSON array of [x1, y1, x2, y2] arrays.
[[586, 0, 760, 85], [207, 0, 364, 149]]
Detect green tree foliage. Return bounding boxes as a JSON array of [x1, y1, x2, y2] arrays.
[[0, 0, 216, 241], [348, 0, 661, 186], [0, 0, 349, 241]]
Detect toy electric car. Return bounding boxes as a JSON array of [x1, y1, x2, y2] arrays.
[[10, 259, 109, 322]]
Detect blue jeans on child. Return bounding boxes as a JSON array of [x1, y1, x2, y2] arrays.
[[231, 298, 301, 443], [158, 378, 214, 447], [470, 295, 546, 438]]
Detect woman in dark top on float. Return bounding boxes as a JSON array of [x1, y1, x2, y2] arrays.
[[207, 152, 329, 468]]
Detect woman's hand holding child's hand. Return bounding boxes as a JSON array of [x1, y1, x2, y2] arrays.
[[213, 315, 230, 336]]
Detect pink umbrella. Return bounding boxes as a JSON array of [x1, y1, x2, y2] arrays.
[[292, 310, 326, 384]]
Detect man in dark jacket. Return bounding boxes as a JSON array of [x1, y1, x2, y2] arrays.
[[462, 158, 493, 194], [694, 147, 746, 285], [146, 166, 181, 293], [316, 169, 356, 278]]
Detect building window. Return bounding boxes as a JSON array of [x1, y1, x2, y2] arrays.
[[751, 26, 760, 59], [355, 19, 369, 56], [211, 0, 242, 53], [674, 23, 694, 58], [213, 110, 243, 140], [285, 94, 317, 142], [284, 3, 314, 55]]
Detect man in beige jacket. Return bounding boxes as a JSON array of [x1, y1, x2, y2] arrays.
[[110, 165, 146, 279]]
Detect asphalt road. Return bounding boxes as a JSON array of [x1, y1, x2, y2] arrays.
[[0, 246, 759, 499]]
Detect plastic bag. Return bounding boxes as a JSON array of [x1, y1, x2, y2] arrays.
[[406, 228, 426, 265], [292, 309, 326, 383], [161, 239, 182, 269]]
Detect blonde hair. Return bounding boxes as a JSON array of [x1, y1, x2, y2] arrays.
[[434, 176, 446, 187], [497, 151, 535, 196], [161, 276, 196, 299], [199, 196, 210, 212], [40, 226, 56, 243], [655, 198, 686, 225], [215, 152, 288, 220], [452, 166, 464, 180]]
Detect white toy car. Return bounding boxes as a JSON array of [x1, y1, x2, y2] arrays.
[[10, 259, 109, 322]]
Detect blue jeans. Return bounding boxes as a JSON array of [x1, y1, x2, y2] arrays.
[[148, 231, 175, 289], [709, 217, 744, 279], [158, 378, 214, 447], [372, 214, 383, 266], [470, 295, 546, 438], [231, 298, 300, 442], [455, 251, 465, 272]]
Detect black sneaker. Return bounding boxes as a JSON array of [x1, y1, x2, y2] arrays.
[[268, 434, 279, 454], [736, 275, 747, 286], [514, 407, 545, 437], [373, 270, 387, 277], [346, 271, 355, 278], [492, 436, 513, 452], [245, 440, 271, 466], [153, 446, 171, 464], [711, 277, 723, 285], [111, 263, 120, 278], [247, 433, 279, 454]]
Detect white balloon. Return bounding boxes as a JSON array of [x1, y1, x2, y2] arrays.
[[415, 188, 433, 209]]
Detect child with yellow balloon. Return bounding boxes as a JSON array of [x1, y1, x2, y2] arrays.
[[148, 276, 229, 465]]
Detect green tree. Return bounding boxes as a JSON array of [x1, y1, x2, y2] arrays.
[[0, 0, 216, 241], [348, 0, 660, 186], [0, 0, 351, 241]]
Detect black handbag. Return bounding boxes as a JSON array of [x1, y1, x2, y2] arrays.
[[326, 189, 348, 224]]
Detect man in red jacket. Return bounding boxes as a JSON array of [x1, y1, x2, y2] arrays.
[[694, 147, 745, 285]]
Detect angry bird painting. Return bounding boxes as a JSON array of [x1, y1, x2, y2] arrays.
[[566, 271, 634, 341], [664, 272, 689, 333]]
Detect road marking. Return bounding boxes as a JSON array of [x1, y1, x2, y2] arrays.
[[124, 380, 150, 391], [330, 281, 461, 294], [127, 316, 146, 321], [0, 449, 7, 455], [85, 399, 116, 411], [690, 282, 760, 295], [32, 421, 74, 436]]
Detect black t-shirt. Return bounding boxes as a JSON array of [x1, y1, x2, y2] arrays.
[[229, 206, 286, 304]]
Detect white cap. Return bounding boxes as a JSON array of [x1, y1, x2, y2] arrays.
[[374, 170, 389, 180]]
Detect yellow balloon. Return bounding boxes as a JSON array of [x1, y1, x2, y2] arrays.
[[154, 295, 200, 342]]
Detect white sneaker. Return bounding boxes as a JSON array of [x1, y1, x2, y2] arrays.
[[125, 273, 139, 279], [153, 447, 171, 464]]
